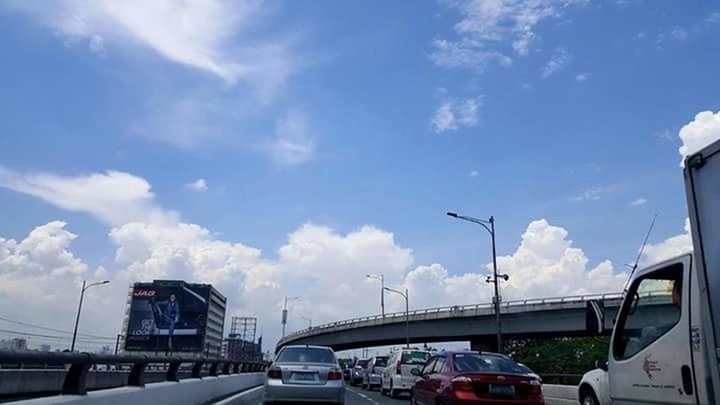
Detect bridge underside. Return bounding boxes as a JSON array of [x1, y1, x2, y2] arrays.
[[278, 305, 619, 352]]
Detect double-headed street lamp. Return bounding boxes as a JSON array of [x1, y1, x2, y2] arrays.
[[365, 274, 385, 317], [447, 212, 509, 354], [281, 296, 300, 337], [71, 280, 110, 352], [384, 287, 409, 348]]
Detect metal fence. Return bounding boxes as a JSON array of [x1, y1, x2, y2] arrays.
[[0, 350, 269, 396]]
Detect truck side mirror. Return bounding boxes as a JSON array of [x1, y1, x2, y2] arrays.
[[586, 300, 605, 336], [595, 360, 608, 372]]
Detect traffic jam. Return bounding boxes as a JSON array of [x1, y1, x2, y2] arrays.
[[263, 345, 545, 404]]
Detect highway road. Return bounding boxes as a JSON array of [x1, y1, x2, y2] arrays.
[[240, 385, 410, 404]]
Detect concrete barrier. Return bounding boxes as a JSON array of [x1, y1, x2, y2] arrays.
[[0, 370, 191, 396], [544, 384, 578, 405], [9, 373, 264, 405]]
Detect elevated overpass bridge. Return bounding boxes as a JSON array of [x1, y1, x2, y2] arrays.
[[277, 293, 626, 351]]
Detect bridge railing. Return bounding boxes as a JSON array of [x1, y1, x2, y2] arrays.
[[0, 350, 269, 396], [282, 292, 624, 341]]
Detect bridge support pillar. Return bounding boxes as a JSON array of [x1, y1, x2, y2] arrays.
[[470, 337, 498, 353]]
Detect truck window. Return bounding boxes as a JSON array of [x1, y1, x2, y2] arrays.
[[613, 264, 683, 360]]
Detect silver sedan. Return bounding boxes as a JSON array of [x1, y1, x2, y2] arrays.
[[264, 345, 345, 404]]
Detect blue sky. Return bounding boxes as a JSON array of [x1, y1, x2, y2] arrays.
[[0, 0, 718, 348]]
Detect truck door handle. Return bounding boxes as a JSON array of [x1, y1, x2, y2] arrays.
[[681, 365, 694, 395]]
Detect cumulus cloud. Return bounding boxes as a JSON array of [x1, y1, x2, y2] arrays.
[[489, 220, 627, 298], [642, 219, 692, 265], [7, 0, 297, 88], [431, 98, 482, 133], [541, 47, 571, 78], [186, 178, 208, 192], [267, 110, 316, 165], [0, 167, 177, 226], [678, 110, 720, 166], [431, 0, 584, 69]]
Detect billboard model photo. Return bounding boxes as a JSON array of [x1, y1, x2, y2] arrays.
[[125, 281, 211, 352]]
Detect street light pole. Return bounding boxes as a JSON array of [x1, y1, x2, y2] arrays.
[[281, 296, 299, 338], [489, 217, 502, 354], [384, 287, 409, 348], [366, 274, 385, 317], [447, 212, 507, 354], [70, 280, 110, 352]]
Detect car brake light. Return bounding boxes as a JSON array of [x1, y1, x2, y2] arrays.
[[451, 376, 473, 392], [396, 362, 402, 375], [267, 368, 282, 379], [328, 370, 343, 380]]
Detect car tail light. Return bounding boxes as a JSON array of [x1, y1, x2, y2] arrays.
[[267, 368, 282, 379], [451, 376, 474, 392], [527, 378, 541, 395], [328, 370, 343, 380], [396, 362, 402, 375]]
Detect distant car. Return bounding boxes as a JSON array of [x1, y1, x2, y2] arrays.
[[351, 359, 369, 386], [410, 351, 544, 405], [381, 348, 431, 398], [361, 355, 388, 390], [264, 345, 345, 404]]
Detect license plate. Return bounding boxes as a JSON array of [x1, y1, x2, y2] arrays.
[[291, 372, 316, 381], [489, 384, 515, 396]]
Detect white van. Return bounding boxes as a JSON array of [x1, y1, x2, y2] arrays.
[[380, 348, 430, 398]]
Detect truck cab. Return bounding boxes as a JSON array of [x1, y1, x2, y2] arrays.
[[581, 138, 720, 405]]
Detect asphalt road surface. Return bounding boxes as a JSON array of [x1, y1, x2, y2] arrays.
[[240, 385, 410, 404]]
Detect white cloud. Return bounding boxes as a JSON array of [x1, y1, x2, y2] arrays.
[[1, 214, 694, 349], [669, 26, 688, 40], [267, 110, 316, 165], [431, 0, 585, 69], [642, 219, 692, 265], [678, 110, 720, 166], [469, 170, 479, 177], [629, 198, 648, 207], [575, 72, 589, 82], [430, 39, 512, 71], [541, 47, 571, 78], [0, 167, 177, 226], [431, 97, 482, 133], [7, 0, 297, 89], [571, 186, 608, 202], [186, 178, 208, 192]]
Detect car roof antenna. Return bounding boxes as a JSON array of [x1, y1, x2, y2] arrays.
[[622, 213, 658, 293]]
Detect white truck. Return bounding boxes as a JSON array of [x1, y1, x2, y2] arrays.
[[578, 139, 720, 405]]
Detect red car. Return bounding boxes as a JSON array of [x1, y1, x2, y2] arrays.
[[410, 351, 544, 405]]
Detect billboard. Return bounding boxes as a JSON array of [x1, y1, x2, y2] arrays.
[[125, 280, 211, 352]]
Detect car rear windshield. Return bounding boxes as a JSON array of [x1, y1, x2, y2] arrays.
[[401, 351, 430, 365], [277, 347, 336, 364], [452, 354, 527, 374], [356, 360, 369, 367], [374, 357, 388, 367]]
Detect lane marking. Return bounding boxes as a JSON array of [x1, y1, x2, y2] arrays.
[[346, 386, 381, 405]]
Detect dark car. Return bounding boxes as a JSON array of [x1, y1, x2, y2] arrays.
[[410, 351, 544, 405]]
